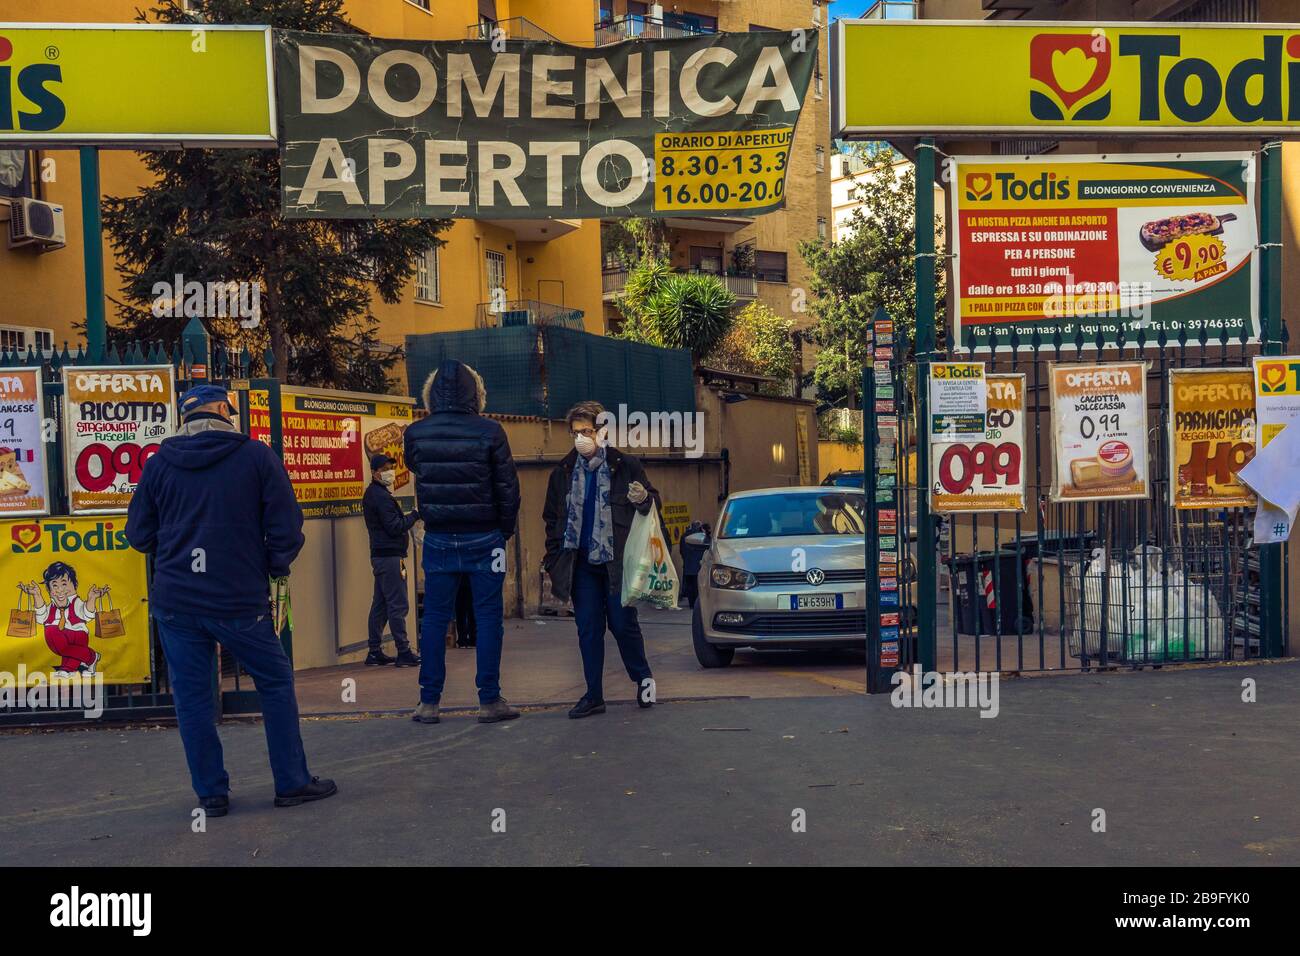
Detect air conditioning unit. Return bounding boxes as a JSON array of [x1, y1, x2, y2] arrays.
[[8, 197, 66, 250]]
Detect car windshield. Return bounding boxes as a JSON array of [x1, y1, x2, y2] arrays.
[[718, 492, 866, 538]]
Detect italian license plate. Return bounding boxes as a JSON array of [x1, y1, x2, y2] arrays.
[[791, 593, 843, 610]]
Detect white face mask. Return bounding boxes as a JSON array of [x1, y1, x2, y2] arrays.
[[378, 470, 396, 487], [574, 434, 597, 457]]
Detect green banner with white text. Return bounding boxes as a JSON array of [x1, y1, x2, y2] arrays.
[[275, 29, 816, 219]]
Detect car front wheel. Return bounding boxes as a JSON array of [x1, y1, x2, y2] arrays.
[[692, 603, 734, 668]]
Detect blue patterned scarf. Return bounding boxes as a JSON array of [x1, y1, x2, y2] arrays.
[[563, 448, 615, 564]]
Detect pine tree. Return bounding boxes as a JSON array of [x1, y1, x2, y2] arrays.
[[101, 0, 450, 391]]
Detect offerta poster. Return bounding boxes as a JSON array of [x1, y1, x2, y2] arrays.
[[63, 366, 176, 515], [1049, 362, 1150, 501], [1168, 368, 1256, 510], [246, 388, 415, 518], [930, 373, 1026, 514], [951, 153, 1258, 350], [0, 369, 49, 517], [1, 516, 151, 686]]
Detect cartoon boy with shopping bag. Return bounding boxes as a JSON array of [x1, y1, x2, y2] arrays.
[[17, 561, 109, 677]]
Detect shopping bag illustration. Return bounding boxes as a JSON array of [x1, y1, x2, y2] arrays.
[[94, 592, 126, 639], [7, 589, 35, 639]]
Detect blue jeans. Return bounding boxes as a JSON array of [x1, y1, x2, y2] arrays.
[[572, 557, 652, 702], [419, 531, 507, 705], [155, 612, 312, 799]]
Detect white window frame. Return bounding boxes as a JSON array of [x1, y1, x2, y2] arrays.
[[815, 146, 826, 172], [485, 250, 508, 310], [415, 245, 441, 304], [0, 324, 54, 355]]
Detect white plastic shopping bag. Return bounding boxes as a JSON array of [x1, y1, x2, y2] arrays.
[[621, 502, 680, 609]]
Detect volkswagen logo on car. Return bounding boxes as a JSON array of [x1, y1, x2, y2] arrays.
[[805, 568, 825, 586]]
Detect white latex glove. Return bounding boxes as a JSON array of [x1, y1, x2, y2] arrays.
[[627, 481, 648, 505]]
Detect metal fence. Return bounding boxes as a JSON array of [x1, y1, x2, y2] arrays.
[[868, 317, 1290, 676], [0, 338, 280, 725]]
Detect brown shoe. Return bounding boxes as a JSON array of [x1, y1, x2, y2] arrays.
[[478, 696, 520, 723], [411, 702, 440, 724]]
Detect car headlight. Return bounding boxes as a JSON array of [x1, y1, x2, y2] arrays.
[[710, 565, 756, 590]]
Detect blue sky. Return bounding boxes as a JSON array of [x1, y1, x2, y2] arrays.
[[828, 1, 871, 20], [827, 1, 914, 20], [828, 1, 864, 19]]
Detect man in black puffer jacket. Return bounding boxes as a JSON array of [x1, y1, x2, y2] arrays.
[[403, 360, 521, 726]]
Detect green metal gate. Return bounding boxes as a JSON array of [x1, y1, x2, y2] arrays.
[[864, 139, 1291, 692]]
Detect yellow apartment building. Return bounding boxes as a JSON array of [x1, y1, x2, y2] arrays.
[[0, 0, 605, 366], [594, 0, 833, 384], [1, 0, 829, 387]]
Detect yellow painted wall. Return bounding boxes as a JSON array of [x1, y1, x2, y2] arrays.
[[0, 0, 604, 380]]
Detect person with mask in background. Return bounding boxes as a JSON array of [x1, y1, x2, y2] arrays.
[[679, 520, 710, 609], [404, 361, 520, 726], [362, 453, 421, 668], [543, 401, 658, 719], [126, 384, 335, 815]]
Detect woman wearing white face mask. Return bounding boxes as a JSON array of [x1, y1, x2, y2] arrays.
[[543, 401, 659, 718]]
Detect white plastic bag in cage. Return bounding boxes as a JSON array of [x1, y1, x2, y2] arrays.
[[1127, 551, 1225, 662], [1069, 546, 1224, 661], [1067, 549, 1128, 659]]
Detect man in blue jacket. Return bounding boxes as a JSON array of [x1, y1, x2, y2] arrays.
[[127, 384, 335, 815]]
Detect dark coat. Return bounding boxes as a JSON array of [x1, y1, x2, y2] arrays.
[[126, 419, 304, 618], [363, 480, 418, 557], [542, 446, 660, 601], [403, 360, 521, 538]]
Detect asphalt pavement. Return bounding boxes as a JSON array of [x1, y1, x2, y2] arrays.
[[3, 659, 1297, 866]]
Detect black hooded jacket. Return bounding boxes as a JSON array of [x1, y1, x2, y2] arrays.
[[403, 360, 521, 538]]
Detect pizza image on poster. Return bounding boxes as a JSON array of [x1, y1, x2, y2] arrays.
[[1049, 362, 1150, 501]]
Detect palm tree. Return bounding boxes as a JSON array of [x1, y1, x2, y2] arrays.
[[644, 273, 737, 363]]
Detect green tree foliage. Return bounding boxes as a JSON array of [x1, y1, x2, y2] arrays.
[[798, 145, 946, 407], [612, 258, 739, 364], [602, 217, 670, 268], [706, 301, 795, 393], [100, 0, 450, 392], [613, 256, 674, 341], [643, 273, 737, 363]]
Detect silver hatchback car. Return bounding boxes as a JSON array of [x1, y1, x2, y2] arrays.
[[688, 486, 866, 667]]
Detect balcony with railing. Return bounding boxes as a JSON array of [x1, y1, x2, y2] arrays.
[[475, 299, 585, 330], [466, 17, 559, 42], [601, 267, 757, 303], [595, 14, 717, 46]]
